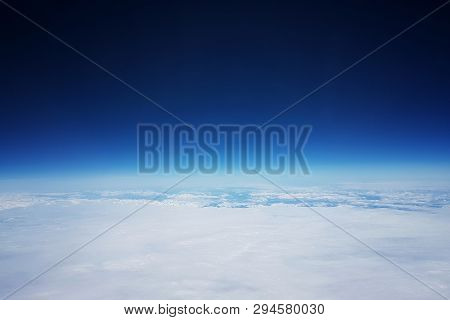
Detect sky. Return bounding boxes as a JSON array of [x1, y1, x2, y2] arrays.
[[0, 0, 449, 180], [1, 1, 450, 301]]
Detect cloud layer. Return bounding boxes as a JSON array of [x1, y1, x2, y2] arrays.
[[1, 186, 449, 299], [1, 185, 449, 211]]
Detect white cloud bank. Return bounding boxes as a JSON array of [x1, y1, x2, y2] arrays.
[[0, 188, 449, 299]]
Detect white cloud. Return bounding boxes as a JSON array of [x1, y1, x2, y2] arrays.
[[1, 186, 449, 212], [0, 187, 449, 299]]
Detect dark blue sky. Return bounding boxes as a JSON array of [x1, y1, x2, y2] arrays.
[[1, 0, 449, 177]]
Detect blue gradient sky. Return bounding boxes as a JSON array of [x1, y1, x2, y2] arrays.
[[0, 0, 449, 181]]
